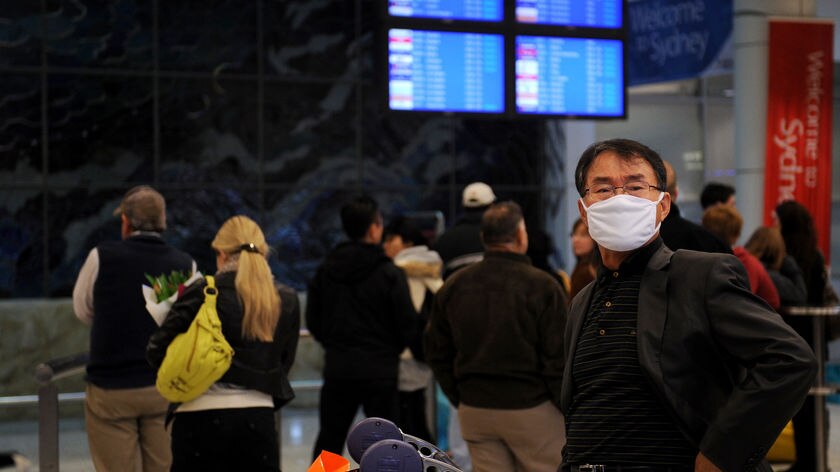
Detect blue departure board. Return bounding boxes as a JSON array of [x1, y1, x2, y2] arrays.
[[388, 29, 505, 114], [516, 0, 622, 28], [515, 35, 624, 117], [389, 0, 504, 22]]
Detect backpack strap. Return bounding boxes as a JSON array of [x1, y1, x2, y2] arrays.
[[204, 275, 217, 299], [201, 275, 222, 329]]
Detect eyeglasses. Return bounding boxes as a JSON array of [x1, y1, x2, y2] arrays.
[[584, 181, 662, 201]]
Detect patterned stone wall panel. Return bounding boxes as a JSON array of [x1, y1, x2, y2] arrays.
[[0, 74, 43, 182], [489, 189, 566, 277], [46, 74, 154, 183], [361, 86, 454, 188], [158, 77, 260, 185], [542, 120, 568, 191], [452, 118, 545, 187], [0, 2, 43, 67], [158, 0, 257, 73], [543, 188, 570, 271], [262, 184, 452, 290], [363, 187, 452, 243], [0, 300, 87, 393], [45, 187, 125, 297], [357, 0, 383, 81], [44, 184, 261, 299], [44, 0, 153, 70], [0, 191, 44, 298], [263, 186, 352, 291], [159, 187, 262, 277], [0, 299, 88, 420], [263, 0, 358, 79], [263, 80, 358, 186], [485, 188, 543, 226]]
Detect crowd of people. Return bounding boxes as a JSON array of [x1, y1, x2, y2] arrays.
[[71, 137, 834, 472]]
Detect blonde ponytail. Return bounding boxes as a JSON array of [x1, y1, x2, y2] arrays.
[[212, 216, 280, 341]]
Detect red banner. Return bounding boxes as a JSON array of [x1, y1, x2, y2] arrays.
[[764, 19, 833, 259]]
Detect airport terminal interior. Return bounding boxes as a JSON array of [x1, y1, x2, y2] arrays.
[[3, 0, 840, 470]]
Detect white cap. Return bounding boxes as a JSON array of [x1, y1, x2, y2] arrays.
[[462, 182, 496, 208]]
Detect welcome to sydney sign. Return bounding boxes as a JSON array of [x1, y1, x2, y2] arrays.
[[627, 0, 733, 85]]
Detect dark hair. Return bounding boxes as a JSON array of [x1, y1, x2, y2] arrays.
[[775, 200, 820, 289], [480, 201, 524, 245], [384, 216, 427, 246], [340, 195, 380, 240], [700, 182, 736, 209], [574, 138, 666, 197]]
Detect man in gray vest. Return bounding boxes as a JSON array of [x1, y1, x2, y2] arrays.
[[73, 186, 194, 472]]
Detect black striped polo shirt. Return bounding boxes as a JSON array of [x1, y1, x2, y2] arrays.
[[565, 238, 696, 468]]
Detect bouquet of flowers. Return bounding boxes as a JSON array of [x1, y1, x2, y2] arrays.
[[142, 261, 202, 325]]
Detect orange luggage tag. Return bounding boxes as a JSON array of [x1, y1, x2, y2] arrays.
[[307, 450, 350, 472]]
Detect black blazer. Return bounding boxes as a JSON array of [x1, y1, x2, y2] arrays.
[[561, 245, 816, 472], [660, 203, 732, 254]]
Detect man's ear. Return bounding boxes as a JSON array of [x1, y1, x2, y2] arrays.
[[657, 192, 672, 223], [120, 213, 132, 238], [517, 222, 529, 252]]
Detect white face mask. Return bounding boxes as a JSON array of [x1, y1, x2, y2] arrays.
[[580, 193, 664, 252]]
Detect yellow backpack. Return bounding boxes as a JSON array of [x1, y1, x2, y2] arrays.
[[155, 275, 234, 403]]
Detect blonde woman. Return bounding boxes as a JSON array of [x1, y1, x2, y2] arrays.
[[148, 216, 300, 471]]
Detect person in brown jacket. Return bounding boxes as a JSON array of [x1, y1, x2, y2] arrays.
[[425, 201, 568, 472]]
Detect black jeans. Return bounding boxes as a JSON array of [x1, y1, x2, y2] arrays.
[[312, 378, 399, 460], [398, 388, 432, 442], [171, 407, 278, 472]]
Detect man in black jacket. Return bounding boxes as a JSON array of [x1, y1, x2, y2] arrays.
[[307, 195, 418, 459], [433, 181, 496, 279], [659, 160, 732, 254], [426, 201, 567, 472]]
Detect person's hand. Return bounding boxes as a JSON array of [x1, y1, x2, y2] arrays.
[[695, 452, 721, 472]]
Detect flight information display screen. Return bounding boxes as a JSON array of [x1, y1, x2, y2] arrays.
[[515, 35, 624, 117], [389, 0, 504, 22], [515, 0, 622, 28], [388, 29, 505, 114]]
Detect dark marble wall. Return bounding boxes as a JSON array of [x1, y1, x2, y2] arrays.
[[0, 0, 565, 297]]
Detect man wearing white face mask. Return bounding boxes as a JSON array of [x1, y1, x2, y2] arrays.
[[560, 138, 816, 472]]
